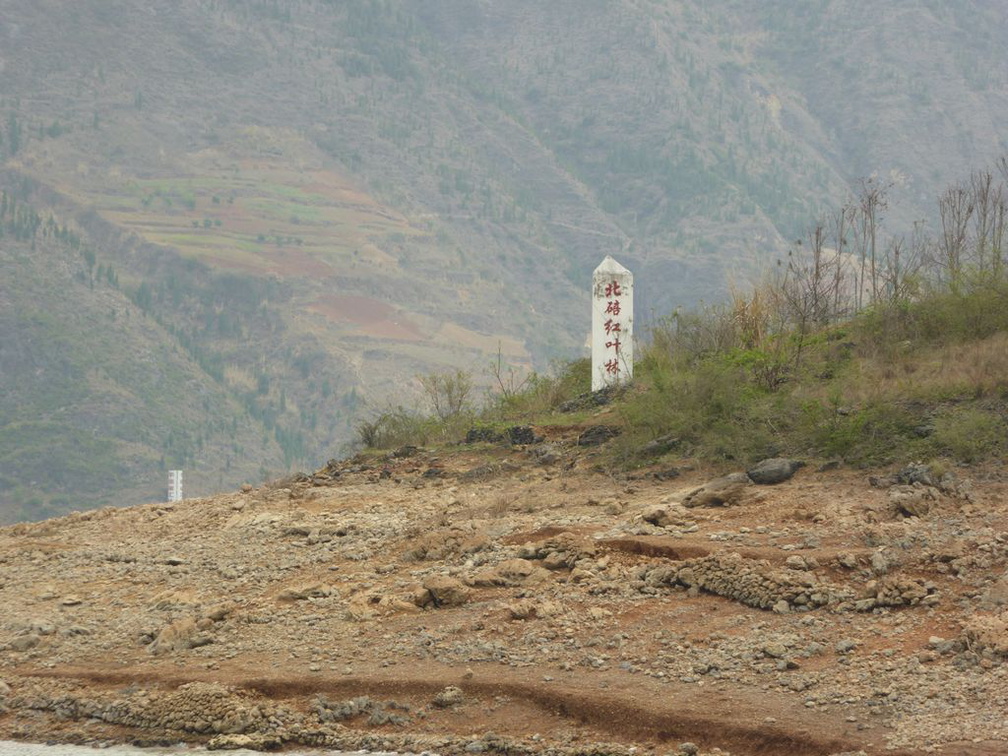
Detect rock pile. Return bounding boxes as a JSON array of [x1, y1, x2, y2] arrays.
[[314, 694, 411, 726], [13, 680, 274, 737], [413, 575, 471, 608], [635, 552, 845, 612], [11, 676, 653, 756], [517, 533, 597, 570], [855, 576, 940, 611], [962, 611, 1008, 659], [403, 525, 490, 561], [470, 558, 552, 587]]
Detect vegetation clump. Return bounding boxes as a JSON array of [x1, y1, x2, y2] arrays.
[[363, 164, 1008, 471]]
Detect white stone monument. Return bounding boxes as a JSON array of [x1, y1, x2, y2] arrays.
[[591, 255, 633, 391], [168, 469, 183, 502]]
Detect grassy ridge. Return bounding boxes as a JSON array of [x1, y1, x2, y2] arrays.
[[614, 289, 1008, 468], [362, 285, 1006, 471], [362, 168, 1008, 470]]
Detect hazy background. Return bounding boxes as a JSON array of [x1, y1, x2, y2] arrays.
[[1, 0, 1007, 520]]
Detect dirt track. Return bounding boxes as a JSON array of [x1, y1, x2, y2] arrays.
[[1, 436, 1006, 755]]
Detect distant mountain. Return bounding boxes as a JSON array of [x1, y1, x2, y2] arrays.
[[0, 181, 284, 522], [1, 0, 1006, 519]]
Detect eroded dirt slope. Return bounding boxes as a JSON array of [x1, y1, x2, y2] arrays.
[[1, 433, 1006, 755]]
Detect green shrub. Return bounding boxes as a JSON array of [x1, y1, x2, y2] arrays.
[[418, 369, 474, 420], [930, 407, 1005, 463], [488, 358, 590, 421], [616, 350, 789, 464], [356, 409, 438, 449], [854, 279, 1008, 350]]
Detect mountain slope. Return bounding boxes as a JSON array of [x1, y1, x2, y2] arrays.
[[1, 0, 1007, 519], [0, 190, 284, 522]]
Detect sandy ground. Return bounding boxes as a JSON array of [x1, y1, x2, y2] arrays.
[[1, 429, 1006, 756]]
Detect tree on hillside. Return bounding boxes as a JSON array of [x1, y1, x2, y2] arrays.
[[6, 113, 22, 156]]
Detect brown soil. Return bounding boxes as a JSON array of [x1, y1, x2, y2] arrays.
[[1, 439, 1006, 756], [309, 293, 425, 340]]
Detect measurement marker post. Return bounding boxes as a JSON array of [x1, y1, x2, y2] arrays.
[[168, 470, 183, 503]]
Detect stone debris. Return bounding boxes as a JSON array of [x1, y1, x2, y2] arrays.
[[855, 576, 940, 610], [403, 525, 490, 561], [887, 483, 937, 518], [507, 426, 538, 445], [517, 533, 597, 570], [206, 732, 283, 750], [640, 502, 690, 528], [636, 552, 843, 611], [576, 425, 622, 447], [415, 575, 471, 608], [466, 428, 506, 444], [682, 473, 753, 507], [3, 634, 40, 653], [962, 611, 1008, 659], [432, 685, 464, 708], [470, 558, 551, 587], [638, 433, 681, 457], [0, 448, 1006, 755], [147, 617, 213, 655], [981, 571, 1008, 609], [557, 386, 619, 413], [275, 583, 336, 602]]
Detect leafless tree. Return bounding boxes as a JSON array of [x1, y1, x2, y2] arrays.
[[968, 169, 1006, 282], [418, 369, 474, 420], [855, 177, 889, 308], [489, 343, 532, 400], [794, 221, 847, 326], [934, 182, 974, 294], [829, 203, 856, 319], [880, 232, 926, 306]]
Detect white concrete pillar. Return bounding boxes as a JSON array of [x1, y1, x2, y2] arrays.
[[591, 256, 633, 391], [168, 469, 183, 502]]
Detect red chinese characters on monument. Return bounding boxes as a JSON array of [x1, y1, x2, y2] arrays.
[[601, 280, 623, 376], [592, 256, 633, 391]]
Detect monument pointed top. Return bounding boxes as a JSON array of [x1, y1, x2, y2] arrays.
[[594, 255, 630, 275]]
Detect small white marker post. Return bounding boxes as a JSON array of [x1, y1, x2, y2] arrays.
[[591, 255, 633, 391], [168, 470, 183, 502]]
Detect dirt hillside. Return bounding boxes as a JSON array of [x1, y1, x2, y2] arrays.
[[1, 429, 1006, 755]]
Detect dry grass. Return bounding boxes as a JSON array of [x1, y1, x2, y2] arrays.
[[850, 331, 1008, 402], [487, 492, 520, 518]]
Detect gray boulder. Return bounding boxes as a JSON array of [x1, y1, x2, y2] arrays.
[[682, 472, 753, 507], [981, 572, 1008, 609], [6, 634, 40, 652], [420, 576, 471, 608], [747, 458, 804, 485], [641, 504, 675, 527], [148, 617, 213, 655]]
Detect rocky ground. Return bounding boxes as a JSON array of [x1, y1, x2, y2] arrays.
[[1, 424, 1007, 756]]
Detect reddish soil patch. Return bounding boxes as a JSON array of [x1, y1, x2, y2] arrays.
[[198, 245, 335, 280], [309, 293, 425, 341], [25, 665, 894, 756], [262, 246, 335, 279], [599, 537, 711, 561]]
